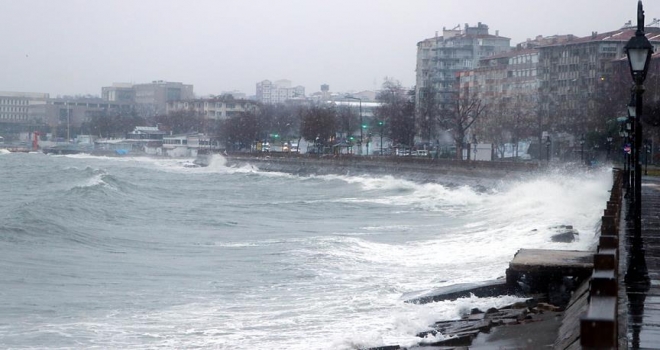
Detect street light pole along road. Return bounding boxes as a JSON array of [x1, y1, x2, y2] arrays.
[[624, 0, 654, 239]]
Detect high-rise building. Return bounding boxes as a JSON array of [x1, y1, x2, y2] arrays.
[[416, 23, 511, 108]]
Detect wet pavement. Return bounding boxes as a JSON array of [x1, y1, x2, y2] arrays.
[[625, 175, 660, 349]]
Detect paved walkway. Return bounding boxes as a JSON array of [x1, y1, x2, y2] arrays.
[[625, 176, 660, 349]]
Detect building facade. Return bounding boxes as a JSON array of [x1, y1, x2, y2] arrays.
[[453, 27, 660, 160], [416, 23, 511, 108], [537, 27, 660, 133], [0, 92, 49, 133], [101, 81, 194, 118], [166, 97, 258, 120], [28, 97, 134, 139], [102, 83, 135, 103], [256, 79, 305, 104]]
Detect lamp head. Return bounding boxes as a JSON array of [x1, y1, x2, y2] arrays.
[[624, 1, 654, 84]]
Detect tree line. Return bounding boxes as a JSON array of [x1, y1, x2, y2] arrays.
[[79, 70, 660, 160]]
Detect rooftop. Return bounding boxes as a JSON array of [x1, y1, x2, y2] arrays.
[[540, 27, 660, 48]]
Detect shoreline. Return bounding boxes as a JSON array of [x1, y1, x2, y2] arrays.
[[223, 153, 593, 349]]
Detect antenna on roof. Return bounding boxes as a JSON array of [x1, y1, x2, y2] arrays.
[[648, 17, 660, 27]]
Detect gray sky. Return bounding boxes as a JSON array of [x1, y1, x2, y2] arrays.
[[1, 0, 658, 97]]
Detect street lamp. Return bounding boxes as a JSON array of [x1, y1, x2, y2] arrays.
[[620, 122, 630, 189], [626, 118, 633, 190], [580, 134, 585, 162], [607, 136, 613, 160], [344, 95, 363, 155], [625, 0, 654, 239], [378, 120, 384, 156], [645, 139, 650, 175], [545, 135, 551, 163]]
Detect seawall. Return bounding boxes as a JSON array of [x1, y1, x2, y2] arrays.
[[225, 153, 541, 188]]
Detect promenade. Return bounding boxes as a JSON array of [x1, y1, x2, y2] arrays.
[[624, 175, 660, 349]]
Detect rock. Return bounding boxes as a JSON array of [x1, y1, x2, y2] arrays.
[[486, 307, 499, 314], [470, 308, 483, 315], [402, 279, 510, 304], [500, 318, 519, 326], [467, 313, 486, 321], [502, 301, 528, 309], [487, 308, 528, 321], [550, 226, 579, 243], [536, 302, 561, 312], [425, 333, 475, 347], [416, 329, 437, 338], [551, 231, 578, 243]]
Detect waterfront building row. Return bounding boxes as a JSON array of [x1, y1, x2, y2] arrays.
[[415, 23, 660, 155]]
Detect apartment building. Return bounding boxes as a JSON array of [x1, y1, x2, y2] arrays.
[[416, 23, 511, 108], [537, 27, 660, 132], [256, 79, 305, 104], [453, 26, 660, 159], [166, 96, 258, 120]]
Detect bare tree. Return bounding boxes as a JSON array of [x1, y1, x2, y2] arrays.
[[154, 110, 204, 135], [417, 85, 441, 142], [448, 88, 487, 160], [217, 111, 259, 150], [375, 78, 415, 149], [300, 105, 337, 150]]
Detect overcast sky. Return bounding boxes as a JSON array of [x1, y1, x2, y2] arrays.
[[1, 0, 658, 97]]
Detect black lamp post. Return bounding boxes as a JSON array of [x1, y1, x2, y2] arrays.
[[625, 0, 654, 239], [620, 122, 629, 189], [545, 135, 551, 163], [607, 136, 613, 160], [627, 120, 633, 187], [580, 134, 585, 162], [378, 120, 384, 156], [644, 139, 651, 175]]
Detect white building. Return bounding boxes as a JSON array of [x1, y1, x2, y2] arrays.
[[162, 133, 220, 157], [256, 79, 305, 104], [166, 97, 258, 120], [416, 23, 511, 108], [0, 91, 49, 125]]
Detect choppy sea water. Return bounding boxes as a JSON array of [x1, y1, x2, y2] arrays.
[[0, 152, 611, 349]]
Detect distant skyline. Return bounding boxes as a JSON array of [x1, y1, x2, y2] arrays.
[[1, 0, 658, 97]]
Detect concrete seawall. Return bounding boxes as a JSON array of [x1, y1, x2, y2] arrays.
[[225, 153, 541, 188]]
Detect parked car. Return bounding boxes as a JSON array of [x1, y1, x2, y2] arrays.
[[412, 150, 429, 157]]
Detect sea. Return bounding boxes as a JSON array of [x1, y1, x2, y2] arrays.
[[0, 151, 612, 349]]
